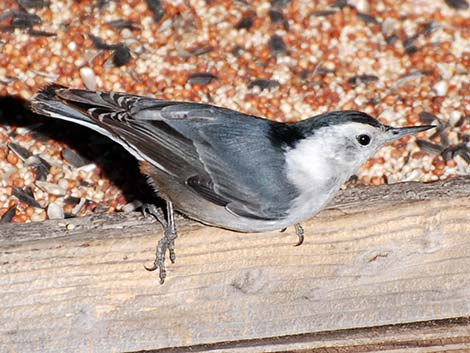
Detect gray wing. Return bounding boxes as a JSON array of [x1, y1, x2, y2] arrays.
[[31, 85, 299, 220]]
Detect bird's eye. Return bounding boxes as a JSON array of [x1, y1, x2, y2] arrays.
[[357, 134, 371, 146]]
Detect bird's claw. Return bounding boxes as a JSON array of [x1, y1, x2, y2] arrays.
[[294, 223, 304, 247], [142, 202, 177, 284], [279, 223, 305, 246]]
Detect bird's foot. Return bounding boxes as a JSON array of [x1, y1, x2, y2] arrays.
[[279, 223, 304, 246], [142, 202, 177, 284], [294, 223, 304, 246]]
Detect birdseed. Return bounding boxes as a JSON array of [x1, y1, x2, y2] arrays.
[[0, 0, 469, 223]]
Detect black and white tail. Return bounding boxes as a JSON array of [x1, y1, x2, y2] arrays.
[[30, 84, 146, 162]]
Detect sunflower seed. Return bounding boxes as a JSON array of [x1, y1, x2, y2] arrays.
[[271, 0, 290, 9], [25, 155, 50, 180], [0, 205, 17, 223], [416, 139, 443, 155], [236, 16, 254, 30], [61, 148, 90, 168], [71, 198, 88, 215], [1, 9, 41, 29], [348, 74, 379, 86], [106, 19, 141, 30], [27, 28, 56, 37], [419, 111, 439, 124], [80, 67, 97, 90], [17, 0, 47, 9], [112, 44, 132, 66], [268, 34, 286, 55], [8, 142, 31, 161], [269, 10, 289, 30], [64, 196, 81, 205], [36, 181, 67, 196], [231, 45, 244, 57], [311, 9, 337, 17], [445, 0, 469, 9], [187, 72, 219, 85], [13, 187, 42, 208], [89, 34, 112, 49], [357, 13, 379, 25], [146, 0, 165, 22], [248, 79, 280, 90]]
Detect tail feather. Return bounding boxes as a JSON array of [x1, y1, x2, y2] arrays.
[[30, 84, 146, 161], [30, 84, 96, 125]]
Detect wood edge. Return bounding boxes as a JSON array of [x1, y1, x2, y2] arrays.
[[1, 176, 470, 243], [131, 317, 470, 353]]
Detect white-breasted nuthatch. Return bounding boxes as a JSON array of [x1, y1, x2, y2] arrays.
[[31, 85, 435, 283]]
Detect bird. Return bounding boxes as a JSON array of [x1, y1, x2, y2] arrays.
[[30, 84, 435, 283]]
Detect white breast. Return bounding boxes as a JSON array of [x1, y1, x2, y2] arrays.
[[283, 133, 345, 223]]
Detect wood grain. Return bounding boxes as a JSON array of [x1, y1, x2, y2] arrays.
[[1, 176, 470, 352]]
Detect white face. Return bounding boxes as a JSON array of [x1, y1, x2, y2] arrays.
[[283, 121, 390, 223], [283, 119, 433, 224], [284, 122, 390, 197], [318, 122, 389, 171]]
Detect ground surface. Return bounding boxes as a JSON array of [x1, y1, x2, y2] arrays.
[[0, 0, 469, 223]]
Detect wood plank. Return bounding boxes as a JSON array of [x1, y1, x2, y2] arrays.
[[1, 177, 470, 352], [142, 318, 470, 353]]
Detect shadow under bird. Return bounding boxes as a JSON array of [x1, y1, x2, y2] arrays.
[[30, 85, 435, 283]]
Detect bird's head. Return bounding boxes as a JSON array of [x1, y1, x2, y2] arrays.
[[287, 111, 435, 184]]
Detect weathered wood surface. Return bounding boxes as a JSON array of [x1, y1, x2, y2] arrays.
[[1, 176, 470, 353]]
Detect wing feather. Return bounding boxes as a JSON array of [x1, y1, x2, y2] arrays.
[[31, 86, 299, 220]]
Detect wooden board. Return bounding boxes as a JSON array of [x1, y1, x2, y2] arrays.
[[1, 177, 470, 352]]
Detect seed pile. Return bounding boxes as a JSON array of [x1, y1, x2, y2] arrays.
[[0, 0, 469, 223]]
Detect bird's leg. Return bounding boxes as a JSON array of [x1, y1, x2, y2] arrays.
[[279, 224, 304, 245], [294, 223, 304, 246], [142, 201, 177, 284]]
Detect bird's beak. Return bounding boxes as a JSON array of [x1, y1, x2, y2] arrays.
[[386, 125, 436, 142]]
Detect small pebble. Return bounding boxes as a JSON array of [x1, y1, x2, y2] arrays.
[[71, 197, 87, 215], [36, 181, 67, 196], [432, 81, 448, 96], [449, 111, 462, 127], [80, 67, 97, 91], [47, 202, 65, 220], [66, 223, 76, 231], [122, 200, 143, 213]]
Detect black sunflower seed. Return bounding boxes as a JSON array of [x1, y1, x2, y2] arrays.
[[236, 16, 254, 30], [187, 72, 219, 85], [146, 0, 166, 22], [1, 205, 17, 223], [106, 19, 141, 31], [419, 111, 439, 124], [357, 13, 380, 25], [61, 148, 91, 168], [444, 0, 469, 10], [248, 79, 280, 90], [268, 34, 286, 55], [112, 44, 132, 66], [416, 139, 444, 155], [13, 187, 42, 208], [17, 0, 47, 9], [7, 142, 31, 161], [348, 75, 379, 86]]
